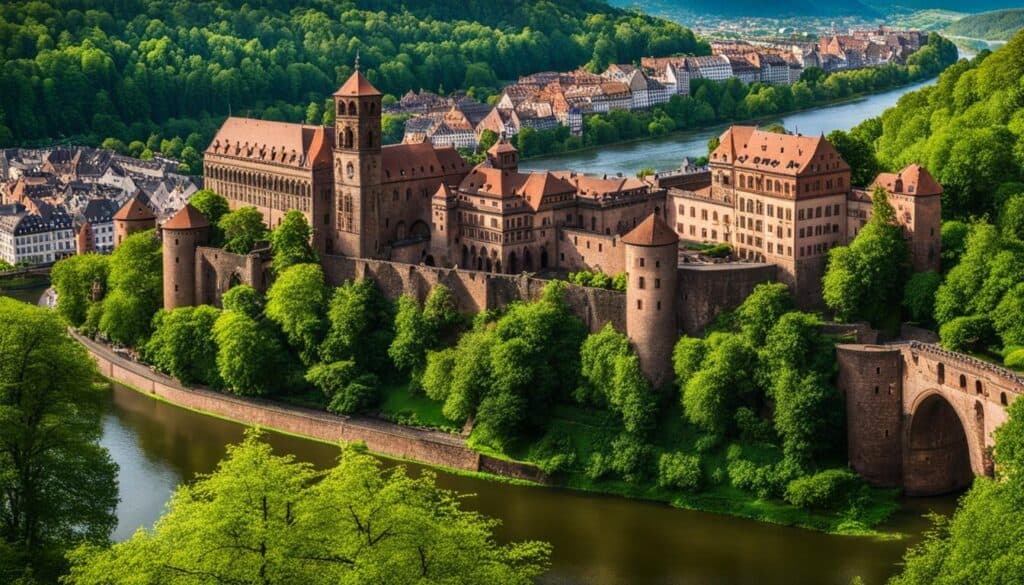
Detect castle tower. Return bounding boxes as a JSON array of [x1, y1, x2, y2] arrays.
[[430, 183, 458, 267], [162, 204, 210, 310], [332, 60, 383, 258], [486, 136, 519, 172], [113, 195, 156, 248], [837, 345, 903, 487], [623, 213, 679, 388]]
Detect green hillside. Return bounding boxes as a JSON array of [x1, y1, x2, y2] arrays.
[[612, 0, 876, 19], [0, 0, 706, 149], [945, 8, 1024, 40]]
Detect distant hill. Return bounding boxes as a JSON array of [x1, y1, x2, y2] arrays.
[[611, 0, 878, 19], [944, 8, 1024, 40], [864, 1, 1024, 14]]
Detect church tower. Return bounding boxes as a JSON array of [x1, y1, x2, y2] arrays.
[[332, 58, 383, 258]]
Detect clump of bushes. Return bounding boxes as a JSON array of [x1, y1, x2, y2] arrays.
[[528, 430, 577, 475], [657, 452, 702, 491], [939, 314, 996, 352], [568, 270, 627, 291], [784, 468, 866, 511], [702, 243, 733, 258]]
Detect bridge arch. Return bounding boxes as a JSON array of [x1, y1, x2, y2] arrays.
[[904, 392, 974, 496]]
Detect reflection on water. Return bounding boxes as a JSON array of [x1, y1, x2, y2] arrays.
[[521, 79, 936, 177], [102, 383, 956, 585]]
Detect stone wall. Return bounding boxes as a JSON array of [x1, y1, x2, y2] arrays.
[[838, 340, 1023, 495], [675, 263, 777, 335], [73, 331, 545, 482]]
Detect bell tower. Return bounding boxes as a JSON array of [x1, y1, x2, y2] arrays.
[[332, 57, 383, 258]]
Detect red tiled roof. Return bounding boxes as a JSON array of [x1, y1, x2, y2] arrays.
[[333, 70, 382, 97], [162, 204, 209, 230], [205, 118, 333, 168], [871, 163, 942, 197], [710, 125, 849, 177], [113, 195, 156, 221], [622, 213, 679, 247]]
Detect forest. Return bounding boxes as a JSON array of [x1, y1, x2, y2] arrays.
[[823, 30, 1024, 372], [944, 8, 1024, 41], [0, 0, 704, 151]]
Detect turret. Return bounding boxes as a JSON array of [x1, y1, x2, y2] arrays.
[[837, 344, 903, 488], [162, 204, 210, 310], [113, 195, 156, 248], [623, 213, 679, 388]]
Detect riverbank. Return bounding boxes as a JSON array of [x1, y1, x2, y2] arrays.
[[73, 330, 906, 537]]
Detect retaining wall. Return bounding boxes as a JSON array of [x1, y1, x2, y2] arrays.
[[74, 332, 545, 482]]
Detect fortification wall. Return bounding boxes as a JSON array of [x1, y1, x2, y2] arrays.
[[74, 331, 545, 482], [675, 263, 777, 335], [195, 246, 272, 306]]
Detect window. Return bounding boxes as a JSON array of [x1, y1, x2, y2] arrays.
[[638, 277, 646, 289], [655, 278, 661, 289], [959, 374, 967, 388], [976, 381, 983, 395], [938, 363, 945, 384]]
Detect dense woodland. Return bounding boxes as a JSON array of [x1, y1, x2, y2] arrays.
[[824, 30, 1024, 371], [0, 0, 704, 152], [944, 8, 1024, 40]]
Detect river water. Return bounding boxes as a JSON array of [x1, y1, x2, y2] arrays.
[[3, 74, 960, 583], [102, 384, 955, 585], [521, 79, 935, 176]]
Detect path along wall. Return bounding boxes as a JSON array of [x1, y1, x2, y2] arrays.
[[73, 331, 546, 483]]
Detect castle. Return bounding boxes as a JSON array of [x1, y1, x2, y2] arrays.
[[155, 67, 944, 405]]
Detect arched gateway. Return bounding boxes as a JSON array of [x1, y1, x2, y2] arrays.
[[838, 342, 1021, 496]]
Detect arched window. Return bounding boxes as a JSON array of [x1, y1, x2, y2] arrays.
[[937, 363, 945, 384], [1001, 392, 1008, 406], [347, 101, 357, 116], [959, 374, 967, 388], [976, 380, 983, 395]]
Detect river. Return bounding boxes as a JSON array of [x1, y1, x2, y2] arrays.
[[521, 78, 936, 176], [101, 383, 956, 585], [4, 74, 960, 583]]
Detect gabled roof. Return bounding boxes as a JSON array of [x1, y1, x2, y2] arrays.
[[710, 125, 849, 178], [334, 70, 382, 97], [162, 204, 209, 230], [205, 118, 333, 168], [113, 195, 156, 222], [871, 163, 942, 197], [380, 142, 469, 183], [622, 214, 679, 247]]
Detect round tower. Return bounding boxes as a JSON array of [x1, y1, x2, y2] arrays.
[[162, 204, 210, 310], [113, 195, 157, 248], [623, 213, 679, 389]]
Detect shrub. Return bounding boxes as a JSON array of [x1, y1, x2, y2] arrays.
[[784, 468, 864, 511], [703, 243, 733, 258], [612, 272, 627, 291], [586, 452, 610, 480], [529, 430, 577, 475], [306, 361, 380, 415], [657, 452, 702, 491], [610, 433, 653, 484], [735, 407, 775, 443], [1006, 349, 1024, 370], [939, 315, 996, 352], [725, 445, 796, 499]]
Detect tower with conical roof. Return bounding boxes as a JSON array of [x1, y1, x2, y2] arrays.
[[113, 195, 156, 248], [622, 213, 679, 388], [162, 204, 210, 310], [332, 58, 383, 258]]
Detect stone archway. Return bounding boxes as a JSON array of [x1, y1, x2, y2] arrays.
[[904, 393, 974, 496]]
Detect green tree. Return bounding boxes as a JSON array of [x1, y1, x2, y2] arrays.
[[320, 279, 395, 375], [0, 299, 117, 582], [903, 271, 943, 325], [823, 187, 909, 325], [735, 282, 793, 345], [265, 263, 327, 366], [143, 305, 222, 386], [99, 230, 162, 346], [423, 283, 461, 343], [826, 129, 880, 187], [212, 311, 284, 396], [306, 361, 379, 414], [389, 294, 431, 388], [189, 190, 229, 225], [221, 284, 263, 319], [681, 334, 757, 437], [270, 210, 317, 273], [50, 254, 110, 327], [219, 207, 268, 254], [66, 431, 550, 584]]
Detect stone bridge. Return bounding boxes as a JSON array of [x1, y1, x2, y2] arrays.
[[838, 342, 1023, 496]]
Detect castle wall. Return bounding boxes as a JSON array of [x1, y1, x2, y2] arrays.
[[675, 263, 777, 335], [838, 345, 904, 487], [195, 246, 271, 306], [557, 228, 626, 275]]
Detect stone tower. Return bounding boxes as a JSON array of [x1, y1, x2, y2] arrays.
[[162, 204, 210, 310], [113, 195, 156, 248], [622, 213, 679, 388], [332, 60, 383, 259], [837, 344, 903, 487]]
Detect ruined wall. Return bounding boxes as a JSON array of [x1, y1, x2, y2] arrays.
[[321, 254, 626, 333], [195, 246, 272, 307], [675, 263, 777, 335]]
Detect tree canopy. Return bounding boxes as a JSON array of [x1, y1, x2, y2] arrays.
[[0, 298, 117, 582], [66, 431, 551, 585]]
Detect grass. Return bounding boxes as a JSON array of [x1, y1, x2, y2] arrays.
[[377, 383, 462, 432]]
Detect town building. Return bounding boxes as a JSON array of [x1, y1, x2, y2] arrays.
[[0, 201, 75, 265]]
